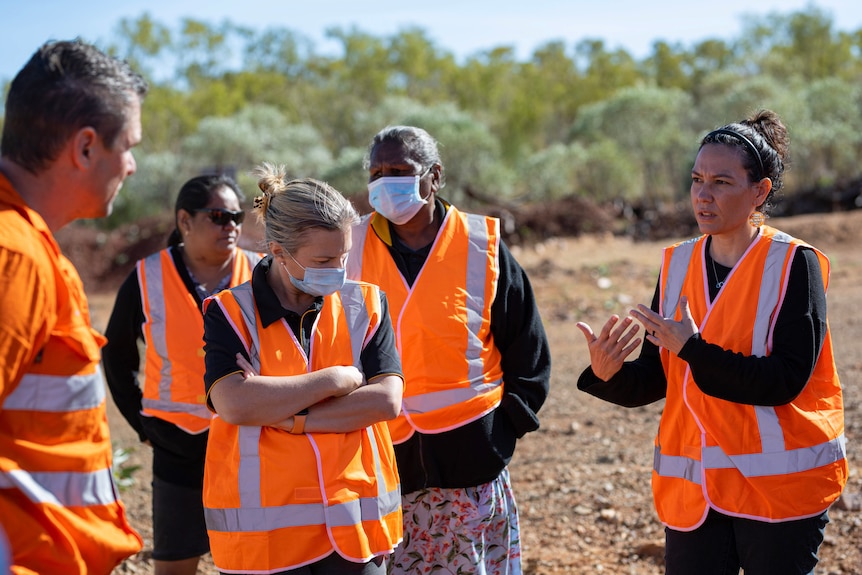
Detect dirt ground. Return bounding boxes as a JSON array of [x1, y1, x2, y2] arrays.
[[77, 210, 862, 575]]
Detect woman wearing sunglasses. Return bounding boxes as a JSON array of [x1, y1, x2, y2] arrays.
[[201, 164, 403, 575], [103, 173, 263, 575]]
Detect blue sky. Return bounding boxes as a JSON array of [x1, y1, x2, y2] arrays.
[[2, 0, 862, 82]]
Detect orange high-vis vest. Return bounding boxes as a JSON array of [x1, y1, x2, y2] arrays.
[[0, 177, 142, 574], [653, 227, 846, 531], [138, 248, 261, 433], [202, 280, 402, 573], [347, 209, 504, 443]]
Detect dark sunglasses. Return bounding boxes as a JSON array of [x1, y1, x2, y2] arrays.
[[195, 208, 245, 226]]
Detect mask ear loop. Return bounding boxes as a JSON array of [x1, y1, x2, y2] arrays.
[[284, 251, 306, 277]]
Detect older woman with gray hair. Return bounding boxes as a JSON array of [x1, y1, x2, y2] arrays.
[[348, 126, 551, 574]]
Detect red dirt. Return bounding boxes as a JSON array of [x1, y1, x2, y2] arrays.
[[55, 209, 862, 575]]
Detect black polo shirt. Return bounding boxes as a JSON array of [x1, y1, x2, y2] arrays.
[[202, 255, 402, 405]]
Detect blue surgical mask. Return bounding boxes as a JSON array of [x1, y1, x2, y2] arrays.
[[367, 168, 431, 225], [282, 253, 346, 297]]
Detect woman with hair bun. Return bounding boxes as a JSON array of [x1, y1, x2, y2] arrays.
[[576, 110, 846, 574], [201, 163, 404, 574]]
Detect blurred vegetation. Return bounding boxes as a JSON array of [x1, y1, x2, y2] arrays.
[[2, 6, 862, 230]]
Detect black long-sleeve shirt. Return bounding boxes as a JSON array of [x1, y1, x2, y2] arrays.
[[103, 247, 207, 442], [103, 246, 214, 485], [376, 200, 552, 492], [578, 243, 827, 408]]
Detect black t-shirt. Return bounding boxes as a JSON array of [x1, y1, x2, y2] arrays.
[[102, 246, 214, 485]]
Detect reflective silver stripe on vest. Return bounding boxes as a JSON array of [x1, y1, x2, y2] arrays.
[[654, 434, 849, 481], [0, 467, 118, 507], [752, 235, 793, 452], [365, 425, 388, 501], [323, 484, 401, 527], [141, 397, 210, 416], [4, 371, 105, 411], [237, 426, 263, 508], [660, 238, 697, 319], [702, 433, 846, 477], [346, 216, 371, 281], [1, 370, 118, 508], [655, 434, 847, 480], [403, 214, 503, 415], [751, 234, 792, 357], [142, 252, 212, 418], [229, 284, 264, 511], [208, 281, 399, 531], [339, 282, 372, 369], [655, 232, 846, 481], [653, 446, 702, 485], [465, 213, 491, 391], [141, 254, 174, 404], [205, 484, 402, 533], [405, 380, 503, 414], [230, 283, 261, 369]]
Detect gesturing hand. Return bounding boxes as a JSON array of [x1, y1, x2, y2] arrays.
[[629, 295, 698, 355], [576, 315, 641, 381]]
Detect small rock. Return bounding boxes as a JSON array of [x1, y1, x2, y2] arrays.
[[635, 539, 666, 559], [834, 492, 862, 511]]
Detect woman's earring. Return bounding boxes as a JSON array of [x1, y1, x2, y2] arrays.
[[749, 211, 765, 227]]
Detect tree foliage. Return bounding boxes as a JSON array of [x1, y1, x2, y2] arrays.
[[2, 6, 862, 228]]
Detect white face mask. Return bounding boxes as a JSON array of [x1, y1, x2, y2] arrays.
[[282, 253, 346, 297], [367, 168, 431, 225]]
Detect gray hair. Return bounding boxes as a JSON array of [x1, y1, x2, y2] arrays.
[[364, 125, 443, 173], [251, 162, 358, 252]]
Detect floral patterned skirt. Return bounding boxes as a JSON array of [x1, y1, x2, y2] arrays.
[[388, 467, 522, 575]]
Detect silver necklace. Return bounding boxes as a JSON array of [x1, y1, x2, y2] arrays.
[[710, 256, 727, 289]]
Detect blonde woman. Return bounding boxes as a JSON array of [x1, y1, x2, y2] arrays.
[[201, 165, 404, 574]]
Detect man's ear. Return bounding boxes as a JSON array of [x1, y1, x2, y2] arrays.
[[72, 127, 98, 169]]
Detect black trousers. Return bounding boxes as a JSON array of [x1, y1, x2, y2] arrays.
[[665, 507, 829, 575]]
